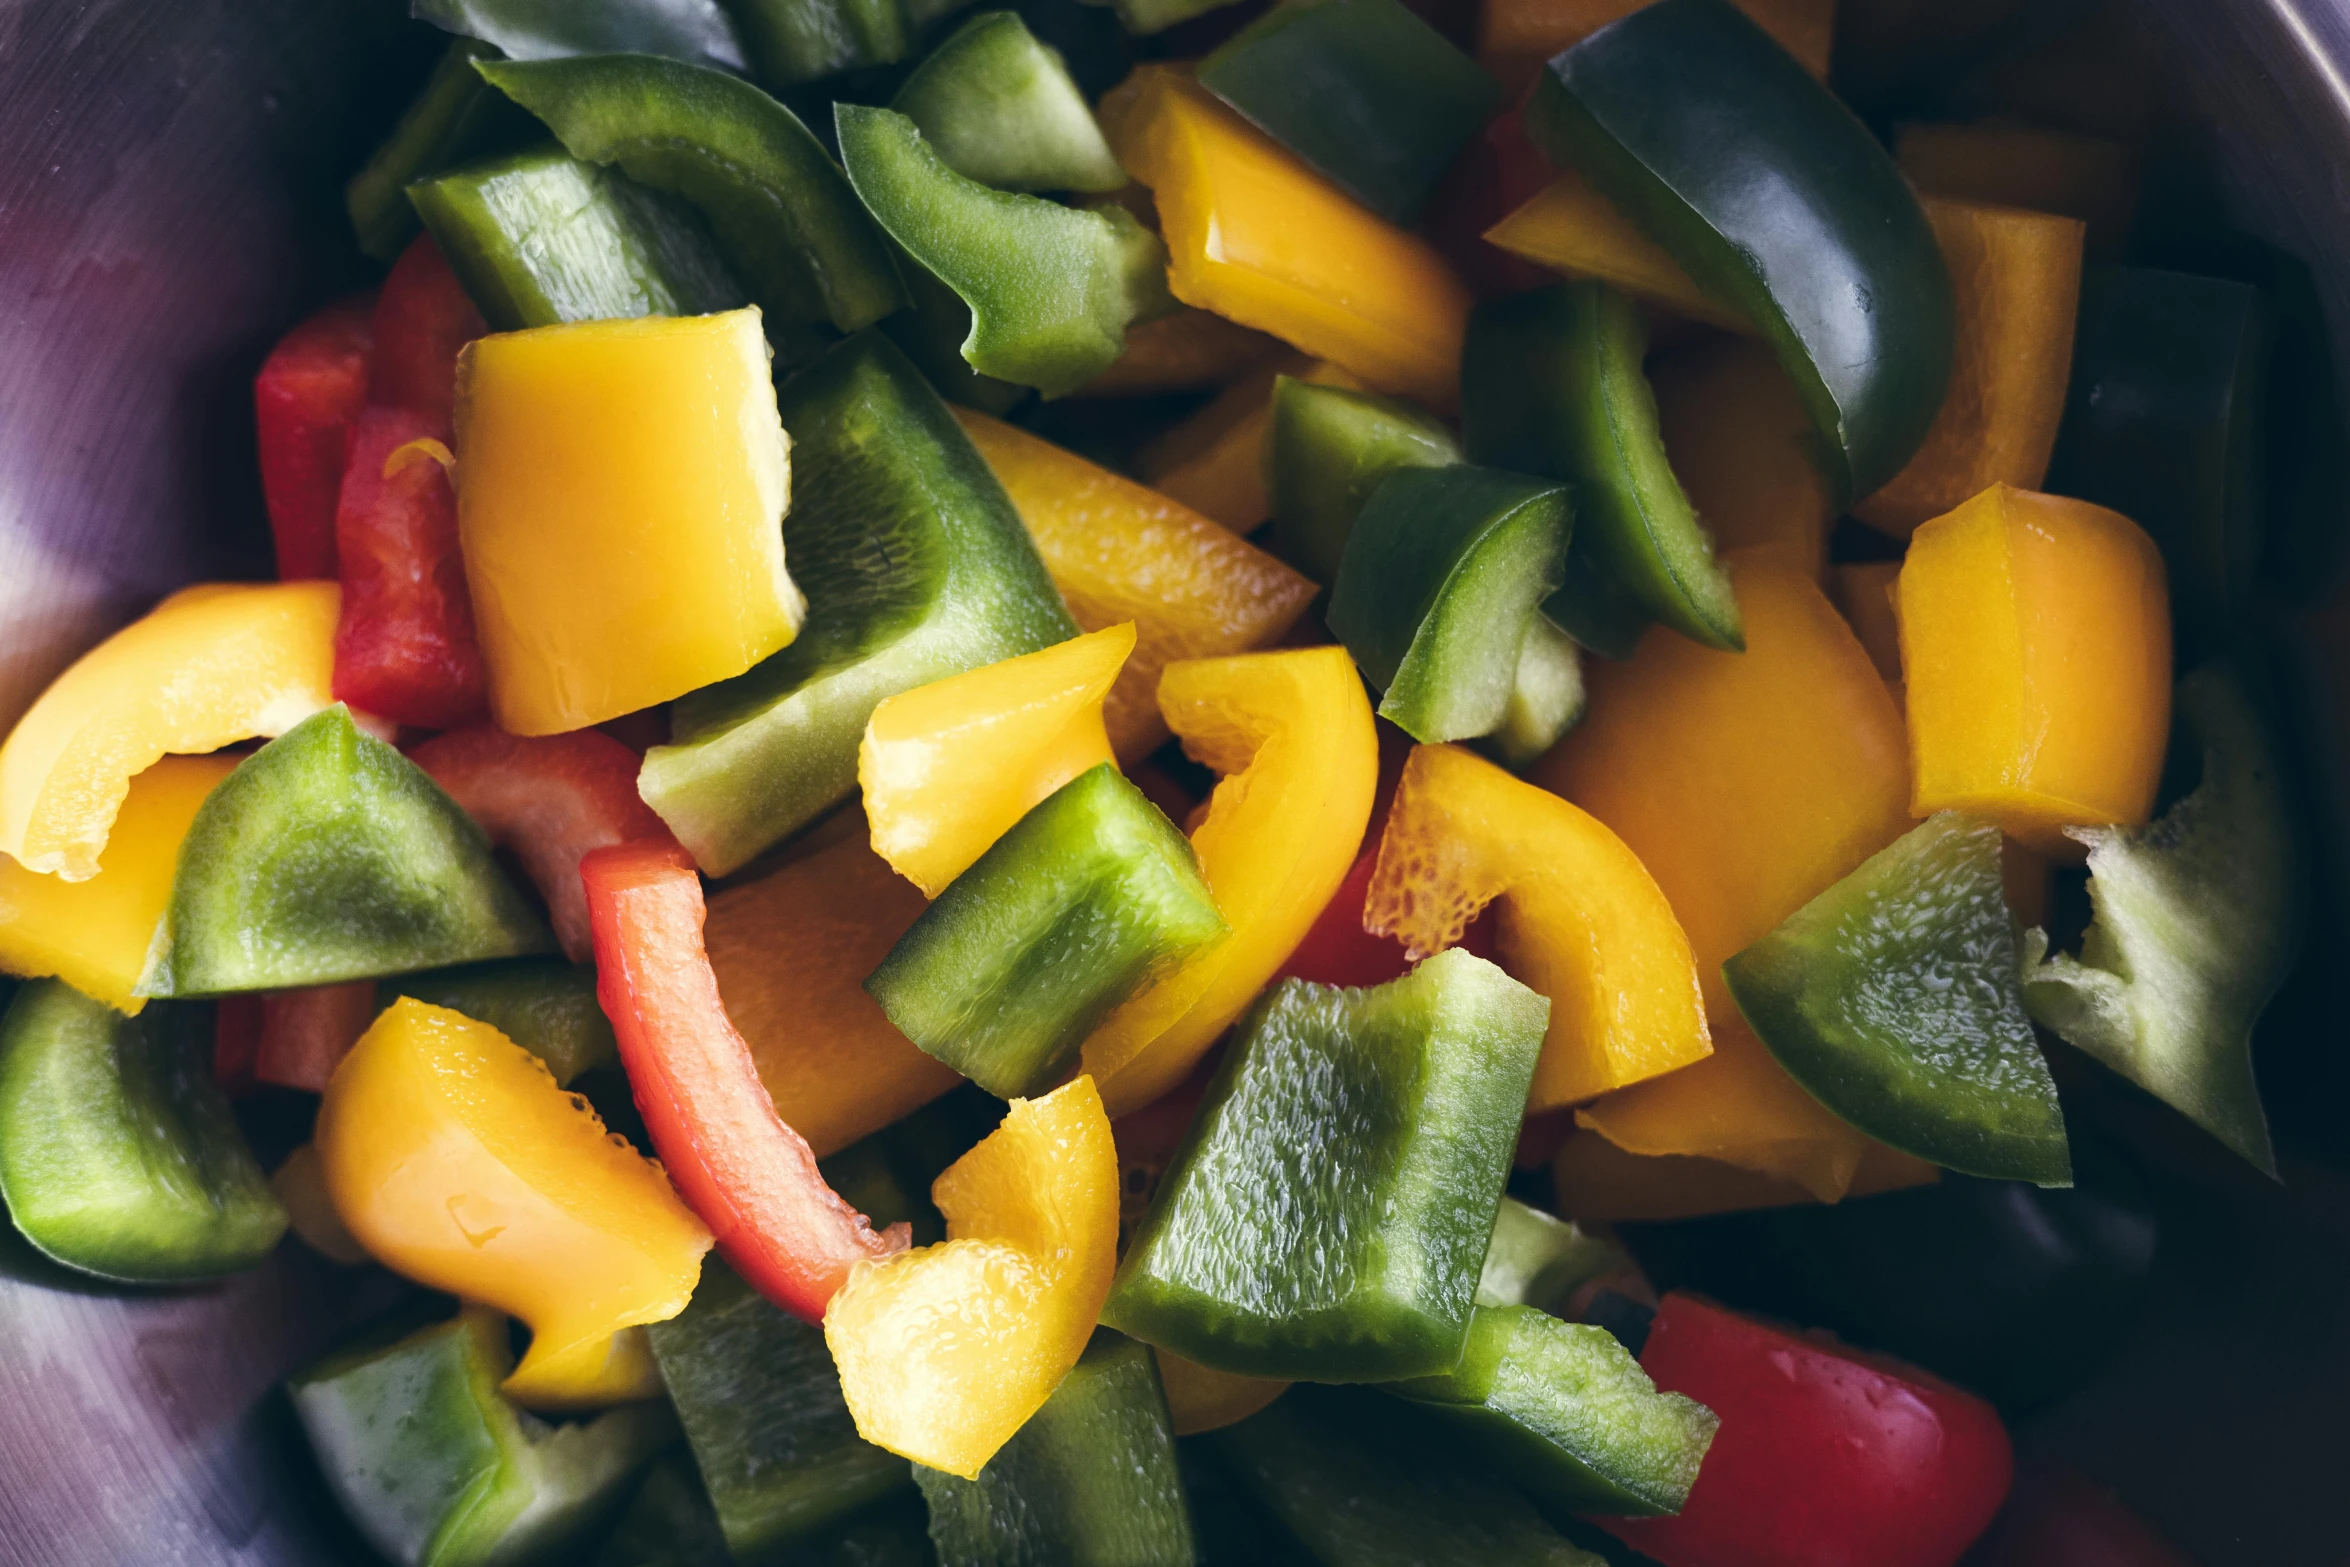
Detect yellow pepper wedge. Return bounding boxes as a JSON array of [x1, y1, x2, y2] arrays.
[[826, 1075, 1119, 1479], [1100, 66, 1473, 410], [0, 581, 338, 882], [861, 626, 1132, 896], [1897, 484, 2172, 855], [1477, 0, 1834, 95], [1365, 744, 1712, 1111], [955, 409, 1317, 761], [1552, 1132, 1937, 1224], [1155, 1348, 1288, 1436], [0, 753, 237, 1012], [1485, 171, 1750, 334], [454, 307, 804, 736], [316, 998, 713, 1411], [1138, 357, 1362, 535], [1080, 647, 1378, 1119], [1651, 336, 1833, 578]]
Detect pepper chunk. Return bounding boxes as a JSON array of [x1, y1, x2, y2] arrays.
[[1137, 355, 1360, 533], [1651, 335, 1834, 576], [890, 10, 1127, 194], [1267, 374, 1461, 582], [254, 296, 375, 580], [252, 981, 379, 1094], [1483, 170, 1747, 334], [384, 958, 617, 1087]]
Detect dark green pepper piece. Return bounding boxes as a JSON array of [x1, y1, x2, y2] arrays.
[[639, 331, 1077, 872], [381, 958, 616, 1086], [891, 10, 1126, 194], [1266, 375, 1460, 583], [1524, 0, 1954, 502], [914, 1330, 1196, 1563], [1463, 282, 1740, 659], [881, 253, 1033, 416], [0, 981, 284, 1282], [476, 54, 907, 338], [1197, 0, 1497, 225], [416, 0, 747, 72], [348, 39, 537, 262], [1326, 465, 1574, 745], [1484, 613, 1586, 771], [1727, 812, 2071, 1186], [138, 706, 551, 998], [1105, 949, 1548, 1381], [594, 1453, 733, 1567], [866, 763, 1225, 1098], [1476, 1196, 1630, 1317]]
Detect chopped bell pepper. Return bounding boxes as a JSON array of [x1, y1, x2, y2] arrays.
[[1267, 374, 1461, 582], [1898, 484, 2171, 856], [253, 981, 378, 1093], [1896, 122, 2142, 260], [1831, 561, 1905, 685], [1079, 645, 1379, 1118], [826, 1075, 1121, 1479], [1101, 65, 1474, 409], [891, 10, 1127, 194], [255, 295, 375, 579], [1488, 609, 1589, 768], [414, 0, 748, 73], [383, 958, 618, 1087], [1136, 354, 1358, 534], [726, 0, 913, 89], [1476, 1195, 1631, 1317], [455, 307, 803, 737], [0, 579, 338, 882], [0, 980, 285, 1281], [1551, 1133, 1937, 1223], [373, 234, 487, 427], [273, 1141, 371, 1265], [139, 707, 552, 997], [1076, 308, 1283, 399], [882, 255, 1033, 418], [1476, 0, 1834, 96], [1366, 743, 1711, 1110], [1651, 334, 1834, 577], [1482, 169, 1749, 335], [345, 37, 530, 263], [1155, 1347, 1291, 1436]]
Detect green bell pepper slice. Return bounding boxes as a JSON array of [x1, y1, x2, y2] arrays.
[[1266, 375, 1461, 583], [1463, 281, 1740, 659], [348, 39, 536, 262], [1105, 949, 1548, 1382], [1197, 0, 1498, 226], [891, 10, 1127, 194], [866, 762, 1225, 1098], [914, 1330, 1196, 1563], [0, 981, 284, 1282], [380, 959, 617, 1086], [880, 246, 1032, 417], [639, 330, 1077, 872], [1486, 613, 1586, 771], [292, 1306, 676, 1567], [2023, 662, 2297, 1176], [138, 706, 551, 998], [417, 0, 747, 70], [1476, 1196, 1629, 1317], [727, 0, 916, 90], [1523, 0, 1953, 502], [1727, 811, 2072, 1186], [1326, 465, 1573, 746]]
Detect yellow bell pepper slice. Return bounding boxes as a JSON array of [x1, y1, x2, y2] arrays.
[[1652, 335, 1833, 578], [1078, 308, 1283, 399], [1155, 1348, 1288, 1436], [1477, 0, 1834, 96], [1552, 1132, 1937, 1224], [316, 998, 713, 1411], [1485, 171, 1750, 334], [861, 625, 1132, 897], [1897, 483, 2172, 856], [955, 409, 1316, 761], [826, 1075, 1119, 1479], [1100, 66, 1473, 410], [454, 307, 804, 736], [1137, 357, 1362, 535], [1366, 743, 1712, 1110], [1081, 646, 1378, 1119], [0, 581, 338, 882], [0, 753, 237, 1012]]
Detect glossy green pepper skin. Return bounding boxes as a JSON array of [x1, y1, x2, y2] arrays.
[[639, 331, 1078, 873], [139, 706, 551, 998], [381, 959, 617, 1086], [348, 39, 535, 262], [891, 10, 1126, 194], [415, 0, 747, 72], [1266, 375, 1461, 583], [1523, 0, 1953, 502], [1105, 950, 1547, 1382], [0, 981, 284, 1282]]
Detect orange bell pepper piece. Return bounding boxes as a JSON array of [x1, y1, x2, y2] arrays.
[[1552, 1132, 1937, 1224], [1365, 744, 1712, 1110], [1895, 121, 2141, 258], [1136, 356, 1362, 534], [1830, 562, 1905, 687], [1155, 1348, 1289, 1436], [1080, 647, 1378, 1119], [1476, 0, 1833, 96], [1100, 66, 1473, 409], [1652, 336, 1834, 578], [1077, 308, 1283, 399], [954, 409, 1316, 760], [826, 1075, 1120, 1478], [1484, 170, 1749, 334], [1897, 484, 2172, 855]]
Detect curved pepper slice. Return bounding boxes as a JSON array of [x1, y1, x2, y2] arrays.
[[1268, 373, 1461, 582], [255, 295, 375, 580], [826, 1075, 1120, 1479], [1367, 743, 1711, 1110], [586, 840, 909, 1320], [1137, 355, 1360, 534], [891, 10, 1127, 195], [1080, 646, 1378, 1119]]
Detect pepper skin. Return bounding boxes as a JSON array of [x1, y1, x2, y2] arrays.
[[1136, 356, 1363, 535], [1477, 0, 1833, 96], [254, 295, 375, 580], [372, 233, 486, 428], [1651, 335, 1834, 577], [253, 981, 379, 1094]]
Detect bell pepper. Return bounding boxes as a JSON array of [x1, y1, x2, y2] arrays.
[[1421, 104, 1555, 300], [1651, 335, 1833, 577], [1135, 355, 1359, 534], [826, 1075, 1121, 1478], [1268, 374, 1461, 582], [255, 295, 375, 579], [2023, 663, 2295, 1175], [1896, 122, 2142, 259], [726, 0, 910, 88], [1279, 833, 1501, 991], [861, 624, 1130, 896], [1366, 743, 1711, 1110], [1523, 0, 1954, 501], [1831, 561, 1905, 685], [1079, 646, 1378, 1118], [1476, 0, 1833, 96], [1155, 1348, 1290, 1436], [252, 981, 379, 1093], [914, 1330, 1197, 1563], [1077, 308, 1281, 399], [384, 958, 618, 1087], [954, 407, 1316, 761], [1852, 198, 2086, 537], [0, 980, 285, 1281], [414, 0, 748, 73], [1897, 485, 2171, 855], [1536, 553, 1910, 1197], [595, 1453, 733, 1567], [290, 1305, 676, 1567], [1598, 1293, 2013, 1567], [0, 753, 234, 1014], [139, 707, 552, 997], [1482, 169, 1746, 332], [882, 256, 1033, 418], [1489, 611, 1589, 768], [373, 234, 487, 428], [1551, 1134, 1937, 1222], [1100, 65, 1474, 409], [641, 333, 1076, 874], [1476, 1195, 1632, 1317], [0, 579, 338, 882], [345, 38, 529, 263], [891, 11, 1127, 194], [273, 1140, 371, 1264]]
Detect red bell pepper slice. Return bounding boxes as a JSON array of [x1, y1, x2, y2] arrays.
[[1603, 1293, 2014, 1567], [583, 840, 910, 1321], [254, 981, 380, 1094], [213, 995, 265, 1096], [411, 726, 674, 962], [253, 294, 375, 581], [370, 233, 484, 426]]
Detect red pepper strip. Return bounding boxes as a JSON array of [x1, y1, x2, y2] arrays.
[[1963, 1462, 2193, 1567], [255, 981, 379, 1094], [1603, 1293, 2013, 1567], [331, 405, 491, 730], [253, 294, 375, 580], [410, 726, 674, 962], [1421, 105, 1554, 300], [583, 840, 910, 1321], [370, 233, 484, 426], [214, 995, 264, 1096]]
